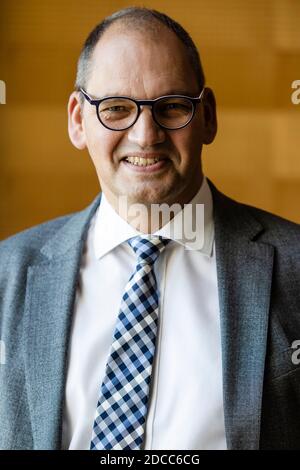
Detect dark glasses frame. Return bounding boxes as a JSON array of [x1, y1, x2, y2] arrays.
[[79, 87, 205, 131]]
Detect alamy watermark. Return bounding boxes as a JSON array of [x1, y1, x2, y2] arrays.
[[291, 80, 300, 105], [0, 80, 6, 104], [117, 197, 205, 249], [0, 340, 6, 365], [291, 340, 300, 365]]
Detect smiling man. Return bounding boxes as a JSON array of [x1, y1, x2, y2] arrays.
[[0, 7, 300, 451], [68, 13, 216, 231]]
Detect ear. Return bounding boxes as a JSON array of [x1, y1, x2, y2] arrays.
[[201, 87, 217, 145], [67, 91, 87, 150]]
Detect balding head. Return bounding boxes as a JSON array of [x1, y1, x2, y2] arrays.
[[75, 7, 205, 95]]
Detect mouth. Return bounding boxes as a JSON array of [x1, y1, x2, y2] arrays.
[[121, 154, 170, 173]]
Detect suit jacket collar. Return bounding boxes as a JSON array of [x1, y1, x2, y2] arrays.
[[208, 178, 274, 449], [24, 183, 274, 449]]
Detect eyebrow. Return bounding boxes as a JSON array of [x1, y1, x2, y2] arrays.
[[158, 89, 199, 97], [93, 89, 200, 99]]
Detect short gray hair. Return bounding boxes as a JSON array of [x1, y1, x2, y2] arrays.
[[75, 7, 205, 94]]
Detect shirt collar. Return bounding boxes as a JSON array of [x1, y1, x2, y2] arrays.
[[94, 176, 214, 259]]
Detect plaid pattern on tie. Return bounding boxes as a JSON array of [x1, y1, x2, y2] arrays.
[[90, 236, 170, 450]]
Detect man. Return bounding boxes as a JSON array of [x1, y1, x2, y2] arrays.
[[0, 7, 300, 450]]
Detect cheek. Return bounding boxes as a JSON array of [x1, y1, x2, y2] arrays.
[[171, 127, 202, 166], [85, 125, 122, 168]]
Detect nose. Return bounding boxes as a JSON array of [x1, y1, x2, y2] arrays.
[[127, 106, 166, 147]]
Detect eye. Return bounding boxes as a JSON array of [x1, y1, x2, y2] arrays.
[[156, 99, 192, 116], [98, 99, 137, 123], [102, 105, 128, 112], [164, 103, 187, 111], [100, 99, 135, 111]]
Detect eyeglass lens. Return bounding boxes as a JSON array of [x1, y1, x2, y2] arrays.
[[98, 97, 194, 130]]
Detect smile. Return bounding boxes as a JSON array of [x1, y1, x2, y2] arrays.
[[121, 155, 170, 173], [124, 156, 160, 166]]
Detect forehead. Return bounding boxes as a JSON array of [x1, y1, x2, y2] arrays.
[[87, 25, 199, 97]]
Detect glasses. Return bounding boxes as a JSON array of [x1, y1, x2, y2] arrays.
[[79, 87, 205, 131]]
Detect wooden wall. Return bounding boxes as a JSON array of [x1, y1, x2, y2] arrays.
[[0, 0, 299, 239]]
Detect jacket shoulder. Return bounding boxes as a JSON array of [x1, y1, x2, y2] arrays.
[[0, 196, 100, 335], [240, 202, 300, 249], [208, 179, 300, 250], [244, 201, 299, 228], [0, 192, 101, 259], [0, 212, 75, 259]]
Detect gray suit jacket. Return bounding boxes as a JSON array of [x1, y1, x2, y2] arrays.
[[0, 180, 300, 450]]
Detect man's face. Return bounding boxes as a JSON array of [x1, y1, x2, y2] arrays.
[[71, 25, 216, 207]]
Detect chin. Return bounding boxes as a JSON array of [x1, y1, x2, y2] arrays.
[[127, 187, 180, 206], [113, 171, 187, 205]]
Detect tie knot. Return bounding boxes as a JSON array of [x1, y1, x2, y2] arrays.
[[128, 236, 170, 265]]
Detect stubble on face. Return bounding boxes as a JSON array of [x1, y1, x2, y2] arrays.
[[83, 22, 205, 210]]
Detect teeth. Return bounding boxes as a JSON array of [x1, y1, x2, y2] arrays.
[[125, 156, 160, 166]]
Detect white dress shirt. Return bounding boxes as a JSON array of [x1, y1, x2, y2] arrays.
[[61, 176, 227, 450]]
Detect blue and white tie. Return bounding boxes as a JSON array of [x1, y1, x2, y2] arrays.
[[90, 236, 170, 450]]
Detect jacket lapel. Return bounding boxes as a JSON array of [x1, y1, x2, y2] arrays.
[[24, 195, 101, 449], [209, 180, 274, 449]]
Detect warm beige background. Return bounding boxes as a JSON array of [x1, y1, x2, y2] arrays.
[[0, 0, 299, 240]]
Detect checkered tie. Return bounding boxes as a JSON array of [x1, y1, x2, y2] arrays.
[[90, 236, 170, 450]]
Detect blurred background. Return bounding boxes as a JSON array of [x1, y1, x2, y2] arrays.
[[0, 0, 299, 240]]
